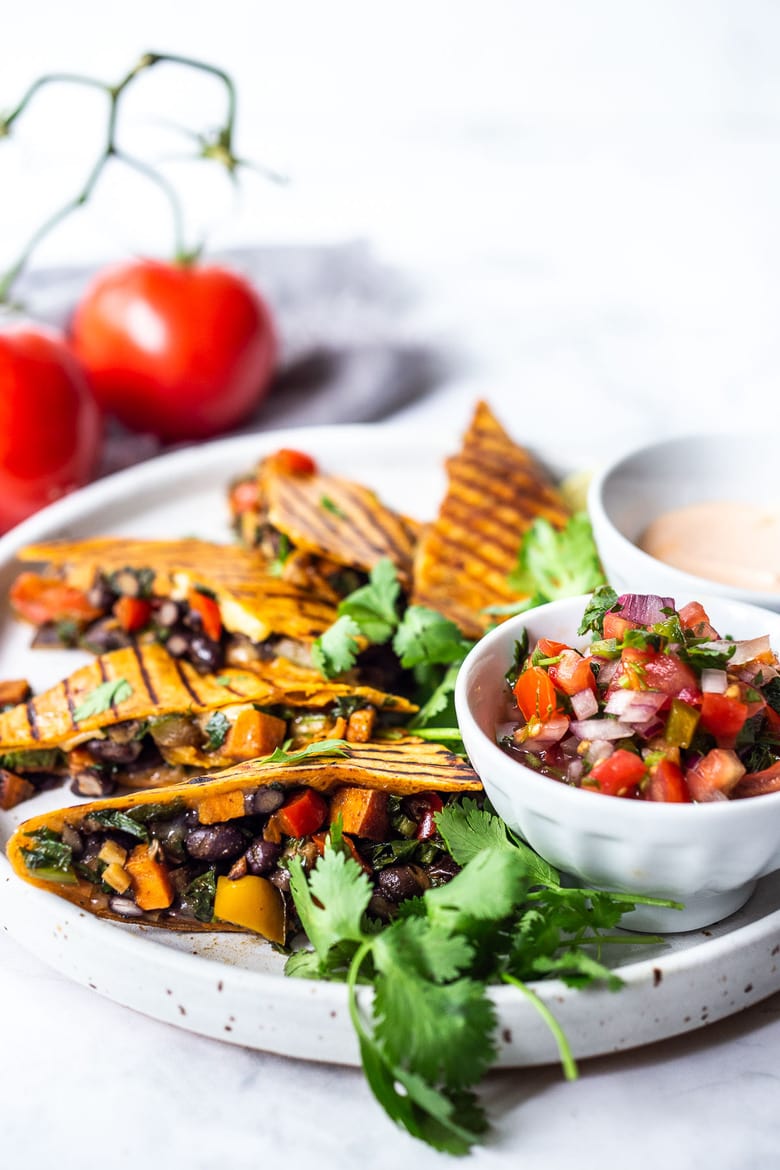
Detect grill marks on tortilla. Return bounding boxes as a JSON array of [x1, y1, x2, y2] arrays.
[[187, 737, 482, 795], [411, 401, 570, 638], [263, 469, 416, 585]]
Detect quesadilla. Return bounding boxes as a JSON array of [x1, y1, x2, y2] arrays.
[[7, 739, 481, 943], [411, 401, 570, 638], [0, 643, 415, 801], [230, 448, 419, 595], [12, 538, 338, 671]]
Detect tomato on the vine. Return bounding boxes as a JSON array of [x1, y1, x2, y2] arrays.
[[0, 327, 102, 533], [70, 260, 277, 441]]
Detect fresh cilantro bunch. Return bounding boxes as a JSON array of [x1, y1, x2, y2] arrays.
[[287, 800, 673, 1154], [311, 559, 473, 746]]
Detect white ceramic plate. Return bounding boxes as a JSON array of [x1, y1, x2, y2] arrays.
[[0, 424, 779, 1069]]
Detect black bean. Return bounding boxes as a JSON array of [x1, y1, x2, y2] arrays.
[[245, 838, 282, 875], [251, 786, 285, 815], [425, 856, 461, 885], [87, 578, 116, 611], [376, 864, 430, 903], [155, 599, 183, 628], [106, 719, 144, 745], [84, 738, 143, 765], [187, 634, 224, 674], [183, 607, 204, 632], [71, 769, 117, 798], [185, 823, 246, 863], [81, 618, 132, 654]]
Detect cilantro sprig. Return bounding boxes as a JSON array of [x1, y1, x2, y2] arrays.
[[287, 799, 676, 1154]]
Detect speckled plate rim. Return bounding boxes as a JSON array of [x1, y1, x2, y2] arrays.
[[0, 423, 778, 1069]]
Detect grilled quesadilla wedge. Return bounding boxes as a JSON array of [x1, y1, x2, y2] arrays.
[[0, 644, 415, 800], [7, 739, 481, 943], [12, 538, 338, 672], [229, 449, 419, 594], [411, 401, 570, 638]]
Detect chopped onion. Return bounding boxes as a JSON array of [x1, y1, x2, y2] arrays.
[[496, 722, 518, 742], [585, 739, 615, 765], [570, 688, 598, 720], [701, 668, 728, 694], [604, 690, 667, 723], [566, 758, 584, 784], [698, 636, 771, 666], [617, 593, 675, 626], [569, 718, 634, 740], [513, 714, 570, 752], [591, 656, 618, 687]]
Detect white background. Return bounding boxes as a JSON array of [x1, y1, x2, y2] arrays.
[[2, 1, 780, 440], [2, 8, 780, 1169]]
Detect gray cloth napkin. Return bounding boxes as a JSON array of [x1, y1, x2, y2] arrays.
[[16, 242, 448, 476]]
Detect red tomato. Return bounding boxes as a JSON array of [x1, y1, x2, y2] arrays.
[[514, 667, 559, 722], [603, 612, 638, 640], [586, 749, 647, 797], [70, 260, 276, 441], [0, 328, 101, 532], [536, 638, 567, 658], [548, 649, 596, 696], [699, 692, 749, 741], [678, 601, 719, 640], [268, 449, 318, 477], [685, 749, 745, 801], [646, 758, 692, 803]]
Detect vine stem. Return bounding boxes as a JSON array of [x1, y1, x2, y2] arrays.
[[0, 51, 244, 303]]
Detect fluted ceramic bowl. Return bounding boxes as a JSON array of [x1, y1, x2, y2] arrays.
[[455, 593, 780, 932], [588, 433, 780, 614]]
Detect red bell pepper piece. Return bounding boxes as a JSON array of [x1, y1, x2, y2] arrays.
[[269, 448, 317, 476], [113, 596, 152, 633], [10, 573, 102, 626], [275, 789, 328, 838], [188, 590, 223, 642]]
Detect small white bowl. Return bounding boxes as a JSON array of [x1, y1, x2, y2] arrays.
[[588, 433, 780, 614], [455, 593, 780, 932]]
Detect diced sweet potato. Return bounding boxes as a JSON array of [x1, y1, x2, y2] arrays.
[[0, 769, 35, 810], [197, 789, 246, 825], [346, 707, 376, 743], [221, 709, 286, 761], [125, 843, 174, 910], [328, 786, 390, 841]]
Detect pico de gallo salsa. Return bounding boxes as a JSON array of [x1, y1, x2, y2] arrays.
[[499, 588, 780, 802]]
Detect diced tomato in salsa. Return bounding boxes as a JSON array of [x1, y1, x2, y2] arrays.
[[548, 649, 596, 696], [585, 750, 647, 797], [513, 667, 559, 722], [645, 758, 692, 803]]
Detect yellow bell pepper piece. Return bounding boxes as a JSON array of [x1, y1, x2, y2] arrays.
[[214, 875, 286, 944]]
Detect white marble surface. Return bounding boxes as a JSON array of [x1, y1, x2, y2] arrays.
[[3, 2, 780, 1165]]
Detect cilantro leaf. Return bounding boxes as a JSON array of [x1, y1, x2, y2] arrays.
[[72, 678, 133, 722], [337, 558, 402, 644], [320, 495, 346, 518], [393, 607, 472, 669], [509, 513, 606, 600], [408, 664, 460, 730], [288, 848, 373, 960], [577, 584, 619, 637], [204, 711, 230, 750], [372, 920, 495, 1090], [311, 614, 362, 677], [262, 738, 350, 766]]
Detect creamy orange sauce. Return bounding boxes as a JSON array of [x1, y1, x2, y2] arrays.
[[640, 501, 780, 592]]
